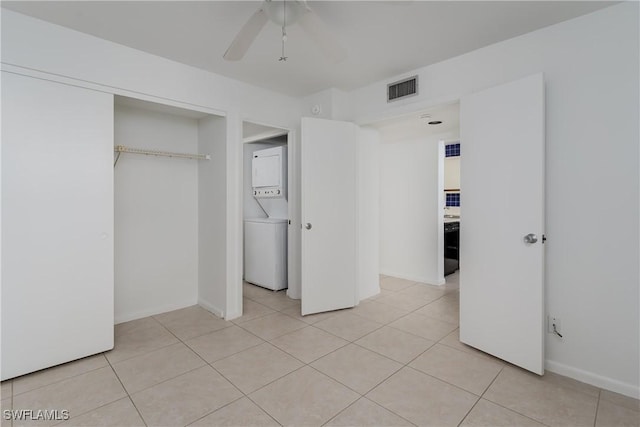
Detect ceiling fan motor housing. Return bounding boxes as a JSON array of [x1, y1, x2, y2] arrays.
[[263, 0, 306, 27]]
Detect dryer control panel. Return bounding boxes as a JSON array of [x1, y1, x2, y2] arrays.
[[252, 146, 287, 199]]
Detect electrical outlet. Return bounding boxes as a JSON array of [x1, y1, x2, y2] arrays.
[[547, 316, 562, 335]]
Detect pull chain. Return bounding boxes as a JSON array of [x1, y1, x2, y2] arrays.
[[279, 27, 287, 61], [279, 0, 288, 61]]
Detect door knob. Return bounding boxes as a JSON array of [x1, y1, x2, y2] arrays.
[[523, 233, 538, 244], [305, 223, 312, 230]]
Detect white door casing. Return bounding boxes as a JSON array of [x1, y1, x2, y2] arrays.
[[459, 73, 545, 374], [301, 117, 358, 315]]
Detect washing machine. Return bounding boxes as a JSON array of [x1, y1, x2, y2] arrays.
[[244, 217, 288, 291]]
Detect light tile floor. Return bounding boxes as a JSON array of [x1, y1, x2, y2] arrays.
[[1, 272, 638, 426]]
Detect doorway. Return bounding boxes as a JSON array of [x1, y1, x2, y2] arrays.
[[370, 103, 460, 288], [241, 121, 298, 313]]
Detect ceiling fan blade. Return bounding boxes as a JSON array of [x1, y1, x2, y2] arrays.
[[223, 8, 268, 61], [297, 9, 347, 63]]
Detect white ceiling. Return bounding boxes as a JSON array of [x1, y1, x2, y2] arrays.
[[3, 1, 616, 97]]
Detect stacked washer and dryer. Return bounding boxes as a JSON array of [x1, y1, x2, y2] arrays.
[[244, 146, 288, 291]]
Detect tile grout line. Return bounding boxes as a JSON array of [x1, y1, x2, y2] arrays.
[[148, 311, 258, 426], [304, 356, 391, 398], [153, 302, 291, 425], [593, 389, 601, 427], [10, 280, 465, 427], [235, 294, 281, 323], [242, 281, 473, 424], [214, 342, 307, 396], [232, 318, 306, 343], [184, 395, 266, 427], [135, 312, 247, 425], [455, 395, 482, 427], [477, 398, 553, 427], [292, 305, 442, 423], [320, 395, 418, 427], [9, 356, 111, 399], [104, 355, 148, 427], [107, 340, 179, 366], [230, 289, 407, 423], [454, 364, 506, 427], [269, 327, 352, 366], [46, 278, 458, 426], [225, 278, 464, 425], [330, 289, 474, 416], [240, 363, 311, 420], [343, 279, 466, 425], [109, 318, 231, 398], [476, 367, 554, 427], [243, 391, 284, 426], [148, 281, 423, 424]]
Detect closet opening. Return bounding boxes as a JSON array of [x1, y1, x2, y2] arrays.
[[113, 95, 226, 323]]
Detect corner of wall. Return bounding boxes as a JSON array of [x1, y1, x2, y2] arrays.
[[300, 88, 355, 122], [197, 297, 225, 319], [545, 359, 640, 399], [114, 298, 198, 324]]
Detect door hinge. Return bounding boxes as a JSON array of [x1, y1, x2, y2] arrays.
[[542, 234, 547, 243]]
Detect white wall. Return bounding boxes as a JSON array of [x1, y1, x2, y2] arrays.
[[348, 3, 639, 397], [301, 88, 355, 122], [114, 104, 199, 323], [1, 9, 303, 321], [379, 136, 445, 285], [198, 115, 227, 318], [357, 127, 381, 300], [1, 10, 301, 130]]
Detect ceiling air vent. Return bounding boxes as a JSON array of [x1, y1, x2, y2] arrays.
[[387, 75, 418, 102]]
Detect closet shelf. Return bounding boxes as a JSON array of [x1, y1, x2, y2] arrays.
[[114, 145, 210, 167]]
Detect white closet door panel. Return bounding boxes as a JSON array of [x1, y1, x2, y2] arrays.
[[459, 73, 545, 375], [301, 117, 358, 315], [1, 72, 114, 380]]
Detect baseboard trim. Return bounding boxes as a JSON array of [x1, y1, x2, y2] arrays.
[[545, 359, 639, 399], [380, 270, 443, 286], [114, 299, 198, 324], [198, 298, 225, 319]]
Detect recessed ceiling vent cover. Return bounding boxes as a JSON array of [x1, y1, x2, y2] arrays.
[[387, 75, 418, 102]]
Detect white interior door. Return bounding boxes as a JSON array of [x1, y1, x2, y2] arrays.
[[301, 117, 357, 315], [459, 73, 545, 374], [1, 73, 114, 380]]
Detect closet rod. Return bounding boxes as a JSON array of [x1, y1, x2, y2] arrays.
[[114, 145, 210, 167]]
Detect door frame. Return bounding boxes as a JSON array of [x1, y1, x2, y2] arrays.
[[357, 79, 546, 374], [358, 99, 461, 290], [232, 118, 298, 319]]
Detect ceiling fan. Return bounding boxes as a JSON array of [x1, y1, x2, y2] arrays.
[[224, 0, 347, 62]]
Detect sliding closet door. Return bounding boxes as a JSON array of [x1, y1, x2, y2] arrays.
[[1, 72, 114, 380]]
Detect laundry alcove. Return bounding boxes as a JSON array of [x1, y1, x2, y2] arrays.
[[241, 125, 289, 295]]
